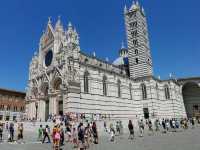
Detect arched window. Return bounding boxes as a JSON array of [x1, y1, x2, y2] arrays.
[[164, 85, 170, 99], [136, 58, 139, 64], [103, 76, 107, 96], [156, 83, 159, 99], [141, 83, 147, 99], [129, 83, 132, 100], [117, 80, 121, 98], [84, 71, 89, 93], [135, 49, 138, 55]]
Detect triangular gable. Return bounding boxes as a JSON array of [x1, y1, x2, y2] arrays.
[[42, 24, 55, 47], [58, 41, 64, 51]]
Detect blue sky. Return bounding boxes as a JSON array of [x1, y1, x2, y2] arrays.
[[0, 0, 199, 91]]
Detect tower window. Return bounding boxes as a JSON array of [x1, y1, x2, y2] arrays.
[[135, 58, 139, 64], [130, 21, 138, 29], [131, 30, 138, 37], [164, 85, 170, 99], [84, 71, 89, 93], [103, 76, 107, 96], [135, 49, 138, 55], [117, 80, 121, 98], [129, 83, 132, 100], [133, 40, 138, 46]]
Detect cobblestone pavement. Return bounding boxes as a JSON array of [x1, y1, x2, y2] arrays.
[[0, 126, 200, 150]]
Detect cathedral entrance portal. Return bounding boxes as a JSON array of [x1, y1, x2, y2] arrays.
[[41, 82, 50, 121], [58, 100, 63, 116], [45, 100, 50, 121], [182, 82, 200, 118], [53, 77, 63, 116], [143, 108, 149, 119]]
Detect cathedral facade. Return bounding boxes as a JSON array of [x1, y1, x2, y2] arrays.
[[26, 1, 187, 121]]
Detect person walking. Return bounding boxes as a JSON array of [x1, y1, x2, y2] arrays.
[[148, 119, 153, 135], [191, 118, 195, 129], [119, 121, 123, 135], [9, 122, 14, 142], [0, 123, 3, 142], [78, 122, 85, 150], [128, 120, 134, 140], [172, 119, 176, 132], [166, 120, 170, 132], [109, 123, 115, 142], [52, 125, 61, 150], [60, 123, 65, 146], [92, 122, 98, 144], [104, 121, 107, 132], [162, 119, 166, 133], [116, 121, 120, 135], [38, 125, 43, 141], [42, 125, 51, 143], [17, 123, 24, 143], [84, 124, 90, 149], [155, 119, 160, 132], [138, 119, 144, 137], [71, 127, 78, 148]]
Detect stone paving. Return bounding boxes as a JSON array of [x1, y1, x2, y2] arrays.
[[1, 124, 200, 150]]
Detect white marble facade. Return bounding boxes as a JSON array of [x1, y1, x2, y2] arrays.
[[26, 2, 187, 121]]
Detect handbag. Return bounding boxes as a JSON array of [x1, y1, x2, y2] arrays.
[[55, 132, 60, 140]]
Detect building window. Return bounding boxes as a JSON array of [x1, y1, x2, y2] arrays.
[[135, 49, 138, 55], [133, 39, 138, 46], [156, 83, 159, 99], [141, 83, 147, 99], [20, 106, 24, 112], [84, 71, 89, 93], [136, 58, 139, 64], [130, 21, 138, 29], [103, 76, 107, 96], [164, 85, 170, 99], [0, 105, 4, 110], [131, 30, 138, 37], [7, 105, 11, 111], [129, 83, 132, 100], [117, 80, 121, 98]]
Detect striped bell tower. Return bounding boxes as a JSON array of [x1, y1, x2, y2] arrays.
[[124, 1, 153, 79]]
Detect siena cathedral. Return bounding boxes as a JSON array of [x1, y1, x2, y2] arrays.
[[26, 1, 200, 121]]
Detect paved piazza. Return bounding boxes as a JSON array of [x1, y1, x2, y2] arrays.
[[0, 123, 200, 150]]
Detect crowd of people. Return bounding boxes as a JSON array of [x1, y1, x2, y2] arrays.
[[0, 117, 199, 150], [104, 117, 198, 142], [0, 122, 24, 143], [36, 119, 99, 150]]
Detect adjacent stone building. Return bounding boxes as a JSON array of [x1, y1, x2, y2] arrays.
[[26, 1, 197, 121], [0, 88, 25, 121]]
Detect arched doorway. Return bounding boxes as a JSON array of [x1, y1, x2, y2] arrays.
[[53, 77, 63, 116], [182, 82, 200, 118]]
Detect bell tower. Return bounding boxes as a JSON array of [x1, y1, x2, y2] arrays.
[[124, 1, 153, 79]]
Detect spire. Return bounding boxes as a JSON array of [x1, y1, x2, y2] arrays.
[[55, 15, 63, 31], [136, 1, 140, 6], [130, 0, 140, 11], [34, 51, 37, 56], [141, 6, 145, 16], [124, 5, 128, 13], [68, 22, 72, 28], [121, 41, 125, 49], [93, 51, 96, 57], [48, 16, 51, 24]]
